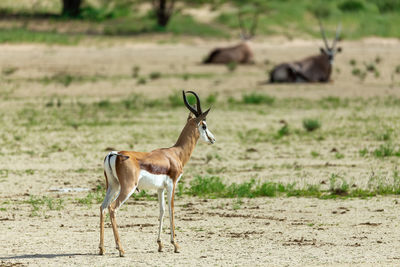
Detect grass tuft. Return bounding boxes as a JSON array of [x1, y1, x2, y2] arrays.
[[242, 93, 275, 105], [302, 118, 321, 132]]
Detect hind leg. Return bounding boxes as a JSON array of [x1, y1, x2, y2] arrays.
[[99, 173, 119, 255], [157, 189, 166, 252], [99, 206, 106, 255], [109, 184, 137, 257]]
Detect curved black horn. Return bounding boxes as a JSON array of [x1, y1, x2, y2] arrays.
[[186, 90, 202, 115], [331, 23, 342, 49], [318, 18, 329, 49], [182, 90, 199, 116]]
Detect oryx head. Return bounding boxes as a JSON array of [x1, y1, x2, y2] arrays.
[[182, 90, 216, 145], [319, 20, 342, 64]]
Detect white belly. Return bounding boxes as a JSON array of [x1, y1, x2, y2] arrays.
[[137, 170, 169, 190]]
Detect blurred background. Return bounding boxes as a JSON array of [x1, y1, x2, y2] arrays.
[[0, 0, 399, 42]]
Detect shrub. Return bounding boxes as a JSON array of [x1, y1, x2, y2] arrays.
[[302, 118, 321, 132], [226, 62, 237, 72], [149, 72, 161, 80], [137, 77, 147, 85], [338, 0, 365, 12]]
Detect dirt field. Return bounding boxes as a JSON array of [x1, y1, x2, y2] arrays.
[[0, 37, 400, 266]]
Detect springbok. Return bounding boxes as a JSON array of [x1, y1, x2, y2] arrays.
[[269, 21, 342, 83], [203, 11, 259, 64], [99, 91, 216, 257]]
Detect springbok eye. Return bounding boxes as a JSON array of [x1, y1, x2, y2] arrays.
[[202, 125, 206, 130]]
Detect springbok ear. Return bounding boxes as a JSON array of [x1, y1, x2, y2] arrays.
[[337, 47, 342, 53], [187, 112, 194, 121], [195, 108, 211, 122]]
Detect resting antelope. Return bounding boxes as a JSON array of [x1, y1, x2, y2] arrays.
[[99, 91, 215, 257], [203, 11, 259, 64], [269, 21, 342, 83]]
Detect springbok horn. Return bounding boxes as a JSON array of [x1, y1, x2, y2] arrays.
[[182, 91, 199, 117], [331, 23, 342, 49], [186, 90, 203, 115], [318, 18, 329, 49]]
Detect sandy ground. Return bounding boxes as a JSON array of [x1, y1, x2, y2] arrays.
[[0, 37, 400, 266]]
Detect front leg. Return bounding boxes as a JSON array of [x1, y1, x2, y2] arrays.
[[167, 182, 179, 253]]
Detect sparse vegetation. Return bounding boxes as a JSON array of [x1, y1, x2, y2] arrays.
[[179, 173, 400, 199], [302, 118, 321, 132], [226, 62, 237, 72], [149, 71, 162, 80], [132, 65, 140, 78], [242, 93, 275, 105], [137, 76, 147, 85], [2, 66, 18, 76], [26, 196, 64, 217]]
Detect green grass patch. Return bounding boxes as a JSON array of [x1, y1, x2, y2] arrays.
[[242, 93, 275, 105], [0, 28, 80, 45], [182, 173, 400, 199], [26, 195, 64, 217]]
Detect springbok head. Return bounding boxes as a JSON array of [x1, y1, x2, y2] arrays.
[[182, 90, 216, 144], [319, 20, 342, 64], [238, 9, 260, 41]]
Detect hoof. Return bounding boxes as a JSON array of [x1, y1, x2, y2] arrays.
[[117, 247, 125, 257], [99, 247, 105, 255], [158, 242, 164, 252], [173, 243, 180, 253]]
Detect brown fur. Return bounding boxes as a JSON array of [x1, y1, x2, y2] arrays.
[[203, 42, 254, 64]]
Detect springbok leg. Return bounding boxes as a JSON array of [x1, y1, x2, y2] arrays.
[[157, 189, 166, 252], [109, 184, 137, 257], [167, 183, 179, 253]]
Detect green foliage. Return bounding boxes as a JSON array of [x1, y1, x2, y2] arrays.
[[309, 3, 332, 18], [329, 173, 349, 196], [395, 65, 400, 74], [302, 118, 321, 132], [335, 153, 345, 159], [205, 93, 218, 105], [368, 0, 400, 13], [187, 176, 226, 197], [2, 66, 17, 76], [0, 28, 80, 45], [132, 65, 140, 78], [338, 0, 365, 12], [373, 143, 400, 158], [276, 124, 290, 138], [137, 76, 147, 85], [311, 151, 320, 158], [359, 148, 368, 157], [149, 72, 162, 80], [226, 62, 237, 72], [79, 2, 130, 21], [26, 196, 64, 217], [242, 93, 275, 105]]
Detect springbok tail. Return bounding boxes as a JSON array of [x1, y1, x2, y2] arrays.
[[101, 151, 128, 211]]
